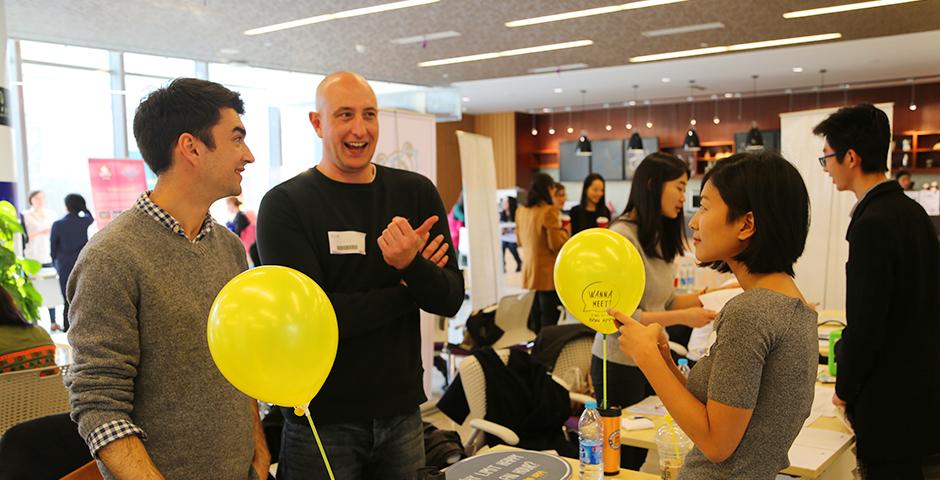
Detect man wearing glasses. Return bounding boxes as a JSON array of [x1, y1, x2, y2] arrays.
[[813, 103, 940, 479]]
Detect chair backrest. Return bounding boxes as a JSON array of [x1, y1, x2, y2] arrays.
[[552, 337, 593, 392], [0, 366, 70, 436], [491, 292, 536, 349], [457, 349, 510, 422]]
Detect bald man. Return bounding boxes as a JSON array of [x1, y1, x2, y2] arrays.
[[256, 72, 463, 479]]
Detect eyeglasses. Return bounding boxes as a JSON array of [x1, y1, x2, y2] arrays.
[[818, 152, 838, 168]]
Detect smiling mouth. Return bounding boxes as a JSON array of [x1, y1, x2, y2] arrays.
[[344, 141, 368, 152]]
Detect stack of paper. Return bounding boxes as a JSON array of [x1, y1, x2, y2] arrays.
[[626, 396, 668, 416], [687, 288, 743, 360], [787, 428, 852, 471]]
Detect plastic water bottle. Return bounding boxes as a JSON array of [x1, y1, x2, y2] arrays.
[[677, 358, 691, 379], [578, 400, 604, 480]]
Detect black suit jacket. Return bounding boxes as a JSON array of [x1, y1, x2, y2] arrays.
[[835, 181, 940, 461]]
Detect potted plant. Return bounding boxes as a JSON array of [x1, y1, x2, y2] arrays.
[[0, 200, 43, 321]]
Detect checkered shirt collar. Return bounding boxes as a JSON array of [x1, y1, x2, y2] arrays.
[[135, 191, 213, 243]]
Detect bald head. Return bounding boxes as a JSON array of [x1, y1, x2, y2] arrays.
[[316, 71, 375, 113]]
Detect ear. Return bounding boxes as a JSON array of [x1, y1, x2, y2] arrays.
[[309, 111, 324, 139], [845, 149, 862, 169], [737, 211, 756, 242], [175, 133, 201, 168]]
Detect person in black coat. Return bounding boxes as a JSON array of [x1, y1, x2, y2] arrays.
[[815, 104, 940, 479], [50, 194, 94, 332]]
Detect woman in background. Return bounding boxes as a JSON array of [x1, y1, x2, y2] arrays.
[[499, 196, 522, 273], [0, 286, 55, 374], [592, 153, 716, 469], [516, 173, 569, 333], [50, 194, 94, 332], [225, 196, 256, 254], [569, 173, 611, 234], [22, 190, 59, 330]]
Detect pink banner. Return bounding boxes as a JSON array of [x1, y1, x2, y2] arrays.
[[88, 159, 147, 229]]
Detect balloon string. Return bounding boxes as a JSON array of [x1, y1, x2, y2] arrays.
[[602, 334, 607, 410], [303, 407, 336, 480]]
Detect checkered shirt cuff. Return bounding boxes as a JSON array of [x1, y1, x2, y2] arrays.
[[86, 419, 147, 457]]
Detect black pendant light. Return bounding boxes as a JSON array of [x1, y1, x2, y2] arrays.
[[576, 89, 592, 157], [683, 80, 701, 152], [745, 75, 764, 151]]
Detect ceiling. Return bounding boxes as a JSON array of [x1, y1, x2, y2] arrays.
[[6, 0, 940, 113]]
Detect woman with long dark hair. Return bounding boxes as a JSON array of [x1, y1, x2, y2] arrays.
[[516, 173, 570, 333], [591, 153, 717, 469], [568, 173, 611, 234], [50, 194, 94, 332], [0, 287, 55, 373]]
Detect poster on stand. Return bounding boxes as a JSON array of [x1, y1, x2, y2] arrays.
[[88, 159, 147, 229]]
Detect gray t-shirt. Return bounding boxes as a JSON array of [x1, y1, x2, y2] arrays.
[[591, 219, 677, 366], [679, 288, 818, 480]]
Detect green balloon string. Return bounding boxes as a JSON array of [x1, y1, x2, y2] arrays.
[[302, 407, 336, 480], [602, 333, 608, 410]]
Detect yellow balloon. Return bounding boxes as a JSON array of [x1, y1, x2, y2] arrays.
[[207, 266, 339, 408], [554, 228, 646, 334]]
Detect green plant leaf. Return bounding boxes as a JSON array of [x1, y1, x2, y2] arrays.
[[19, 258, 42, 276], [0, 201, 18, 224]]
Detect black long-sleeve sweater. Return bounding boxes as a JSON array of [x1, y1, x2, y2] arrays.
[[257, 164, 464, 425]]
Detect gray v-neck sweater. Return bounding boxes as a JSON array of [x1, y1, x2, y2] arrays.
[[65, 207, 256, 480]]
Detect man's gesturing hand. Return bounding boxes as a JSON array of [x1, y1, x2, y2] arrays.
[[378, 215, 438, 270]]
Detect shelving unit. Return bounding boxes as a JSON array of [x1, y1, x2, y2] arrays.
[[664, 141, 735, 176], [892, 131, 940, 173]]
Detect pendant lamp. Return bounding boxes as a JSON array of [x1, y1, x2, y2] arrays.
[[575, 89, 592, 157], [745, 75, 764, 151], [684, 80, 701, 152]]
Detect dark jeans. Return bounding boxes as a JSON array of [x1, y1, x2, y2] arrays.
[[859, 453, 940, 480], [501, 241, 521, 272], [527, 290, 562, 334], [55, 264, 73, 332], [591, 355, 654, 471], [277, 409, 425, 480]]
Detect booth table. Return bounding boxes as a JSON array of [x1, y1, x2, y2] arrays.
[[619, 371, 856, 479]]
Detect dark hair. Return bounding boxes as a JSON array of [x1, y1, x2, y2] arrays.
[[579, 173, 610, 214], [0, 287, 29, 327], [812, 103, 889, 174], [500, 196, 518, 222], [619, 152, 690, 262], [27, 190, 43, 206], [699, 151, 810, 277], [64, 194, 87, 214], [133, 77, 245, 175], [895, 169, 911, 180], [553, 182, 565, 193], [524, 173, 555, 207]]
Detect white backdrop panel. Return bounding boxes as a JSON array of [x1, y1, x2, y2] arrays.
[[457, 130, 504, 311]]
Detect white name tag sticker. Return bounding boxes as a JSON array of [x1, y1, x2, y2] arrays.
[[328, 231, 366, 255]]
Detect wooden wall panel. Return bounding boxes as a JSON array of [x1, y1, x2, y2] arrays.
[[435, 114, 474, 210], [474, 112, 517, 189], [516, 81, 940, 186]]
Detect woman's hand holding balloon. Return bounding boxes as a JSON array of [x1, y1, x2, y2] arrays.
[[610, 307, 667, 365]]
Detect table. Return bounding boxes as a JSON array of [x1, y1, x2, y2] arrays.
[[480, 445, 659, 479], [619, 374, 855, 479]]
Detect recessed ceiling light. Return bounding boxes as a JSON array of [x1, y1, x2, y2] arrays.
[[661, 77, 671, 83], [219, 48, 240, 55], [724, 92, 734, 98], [506, 0, 687, 27], [417, 40, 593, 67], [783, 0, 923, 19], [543, 107, 552, 113], [641, 22, 725, 37], [528, 63, 589, 74], [245, 0, 439, 35], [792, 67, 804, 72], [390, 30, 461, 45], [630, 33, 842, 63], [461, 97, 470, 102], [554, 88, 564, 93]]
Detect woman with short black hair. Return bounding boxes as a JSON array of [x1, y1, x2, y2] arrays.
[[614, 151, 817, 479]]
